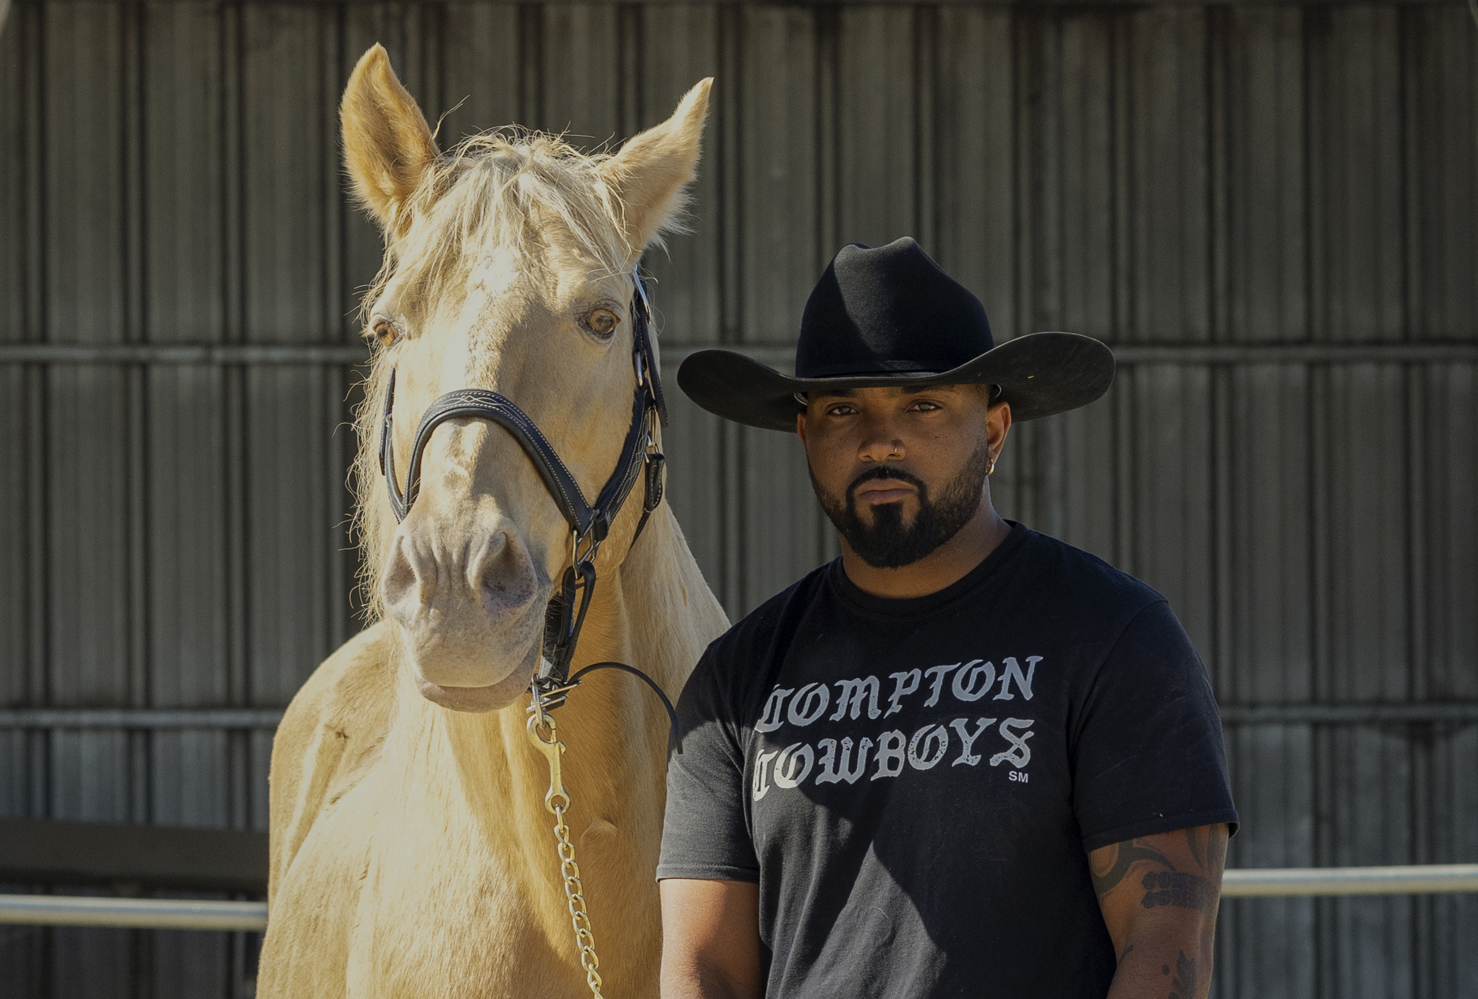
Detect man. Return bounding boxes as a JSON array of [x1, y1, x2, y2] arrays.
[[658, 238, 1238, 999]]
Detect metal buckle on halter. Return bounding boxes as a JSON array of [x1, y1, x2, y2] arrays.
[[571, 523, 603, 568], [634, 348, 649, 395], [529, 671, 579, 721]]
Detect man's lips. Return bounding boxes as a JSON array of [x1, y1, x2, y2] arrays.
[[853, 482, 917, 504]]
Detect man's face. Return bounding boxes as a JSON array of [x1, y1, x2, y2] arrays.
[[797, 384, 1011, 569]]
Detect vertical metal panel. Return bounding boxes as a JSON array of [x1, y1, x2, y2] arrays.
[[835, 7, 917, 247], [0, 0, 32, 778], [0, 0, 23, 345], [36, 13, 141, 995], [43, 0, 132, 717], [538, 4, 621, 141], [662, 390, 729, 603], [139, 20, 236, 995], [1405, 6, 1478, 343], [735, 6, 825, 610], [639, 5, 728, 594], [1418, 354, 1478, 995], [0, 17, 42, 997], [930, 6, 1015, 342], [1211, 12, 1317, 994], [1221, 7, 1306, 344], [440, 3, 521, 142], [1307, 35, 1418, 946], [737, 6, 819, 350], [142, 3, 230, 711], [1128, 364, 1216, 650], [240, 5, 342, 707], [1309, 5, 1404, 345], [1125, 6, 1210, 344], [638, 3, 723, 346]]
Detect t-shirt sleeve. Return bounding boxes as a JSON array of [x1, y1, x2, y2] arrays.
[[1072, 600, 1239, 852], [656, 645, 760, 883]]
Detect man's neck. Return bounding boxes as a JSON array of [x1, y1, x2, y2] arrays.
[[839, 503, 1013, 600]]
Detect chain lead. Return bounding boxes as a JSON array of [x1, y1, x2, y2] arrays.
[[527, 699, 606, 999]]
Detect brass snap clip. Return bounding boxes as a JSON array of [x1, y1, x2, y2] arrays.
[[526, 710, 570, 814]]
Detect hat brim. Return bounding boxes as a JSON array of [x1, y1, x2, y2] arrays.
[[676, 332, 1115, 432]]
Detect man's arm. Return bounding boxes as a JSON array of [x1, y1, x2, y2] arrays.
[[660, 878, 764, 999], [1089, 824, 1228, 999]]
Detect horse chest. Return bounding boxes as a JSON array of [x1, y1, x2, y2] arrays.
[[267, 755, 660, 999]]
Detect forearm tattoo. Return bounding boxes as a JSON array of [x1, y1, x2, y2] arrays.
[[1165, 950, 1198, 999]]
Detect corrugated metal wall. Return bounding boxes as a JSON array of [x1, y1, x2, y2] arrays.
[[1, 1, 1475, 996]]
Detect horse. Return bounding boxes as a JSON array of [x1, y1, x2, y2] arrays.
[[257, 45, 728, 998]]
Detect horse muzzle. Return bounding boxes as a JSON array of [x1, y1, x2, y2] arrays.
[[383, 513, 549, 711]]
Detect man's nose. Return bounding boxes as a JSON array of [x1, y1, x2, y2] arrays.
[[857, 415, 905, 463]]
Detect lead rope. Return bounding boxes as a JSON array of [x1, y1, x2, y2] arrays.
[[527, 688, 607, 999]]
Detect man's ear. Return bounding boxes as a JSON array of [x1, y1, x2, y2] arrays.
[[599, 79, 713, 257], [341, 44, 440, 236], [985, 393, 1012, 460]]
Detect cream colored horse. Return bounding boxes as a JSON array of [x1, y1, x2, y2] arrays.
[[258, 45, 727, 998]]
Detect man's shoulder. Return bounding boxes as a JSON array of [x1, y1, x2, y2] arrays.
[[1014, 527, 1167, 621]]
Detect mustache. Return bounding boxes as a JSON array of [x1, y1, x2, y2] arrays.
[[846, 466, 926, 501]]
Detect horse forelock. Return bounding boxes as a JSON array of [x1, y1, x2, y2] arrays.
[[350, 131, 636, 621]]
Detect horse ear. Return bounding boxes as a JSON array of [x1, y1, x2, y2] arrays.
[[341, 44, 440, 235], [601, 78, 713, 256]]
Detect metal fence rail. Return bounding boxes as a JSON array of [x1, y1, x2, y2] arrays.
[[0, 895, 269, 931], [1220, 865, 1478, 897], [3, 866, 1475, 931]]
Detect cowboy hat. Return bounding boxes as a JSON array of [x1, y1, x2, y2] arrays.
[[677, 237, 1115, 432]]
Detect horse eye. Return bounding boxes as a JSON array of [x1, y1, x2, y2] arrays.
[[370, 317, 398, 348], [586, 308, 619, 338]]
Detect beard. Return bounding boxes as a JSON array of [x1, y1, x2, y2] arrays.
[[810, 439, 993, 569]]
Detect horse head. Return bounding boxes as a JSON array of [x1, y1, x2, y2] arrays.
[[343, 45, 710, 713]]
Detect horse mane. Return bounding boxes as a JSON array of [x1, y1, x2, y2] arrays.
[[350, 129, 677, 621]]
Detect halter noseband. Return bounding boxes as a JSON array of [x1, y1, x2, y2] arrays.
[[377, 266, 677, 733]]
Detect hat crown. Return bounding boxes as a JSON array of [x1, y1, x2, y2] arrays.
[[795, 237, 994, 379]]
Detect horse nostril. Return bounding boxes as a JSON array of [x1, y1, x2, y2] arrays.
[[474, 531, 537, 616], [384, 536, 435, 611]]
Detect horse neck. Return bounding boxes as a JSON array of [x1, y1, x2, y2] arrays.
[[391, 503, 723, 840], [583, 503, 722, 697]]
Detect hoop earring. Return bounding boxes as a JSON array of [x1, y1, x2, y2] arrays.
[[987, 457, 997, 477]]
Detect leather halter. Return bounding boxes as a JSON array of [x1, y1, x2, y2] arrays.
[[377, 267, 677, 730]]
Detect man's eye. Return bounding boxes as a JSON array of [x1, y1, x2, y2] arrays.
[[910, 401, 941, 411], [826, 405, 857, 416]]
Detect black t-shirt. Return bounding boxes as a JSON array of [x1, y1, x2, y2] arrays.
[[657, 523, 1238, 999]]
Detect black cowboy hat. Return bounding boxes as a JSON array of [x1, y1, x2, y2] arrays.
[[677, 238, 1115, 432]]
